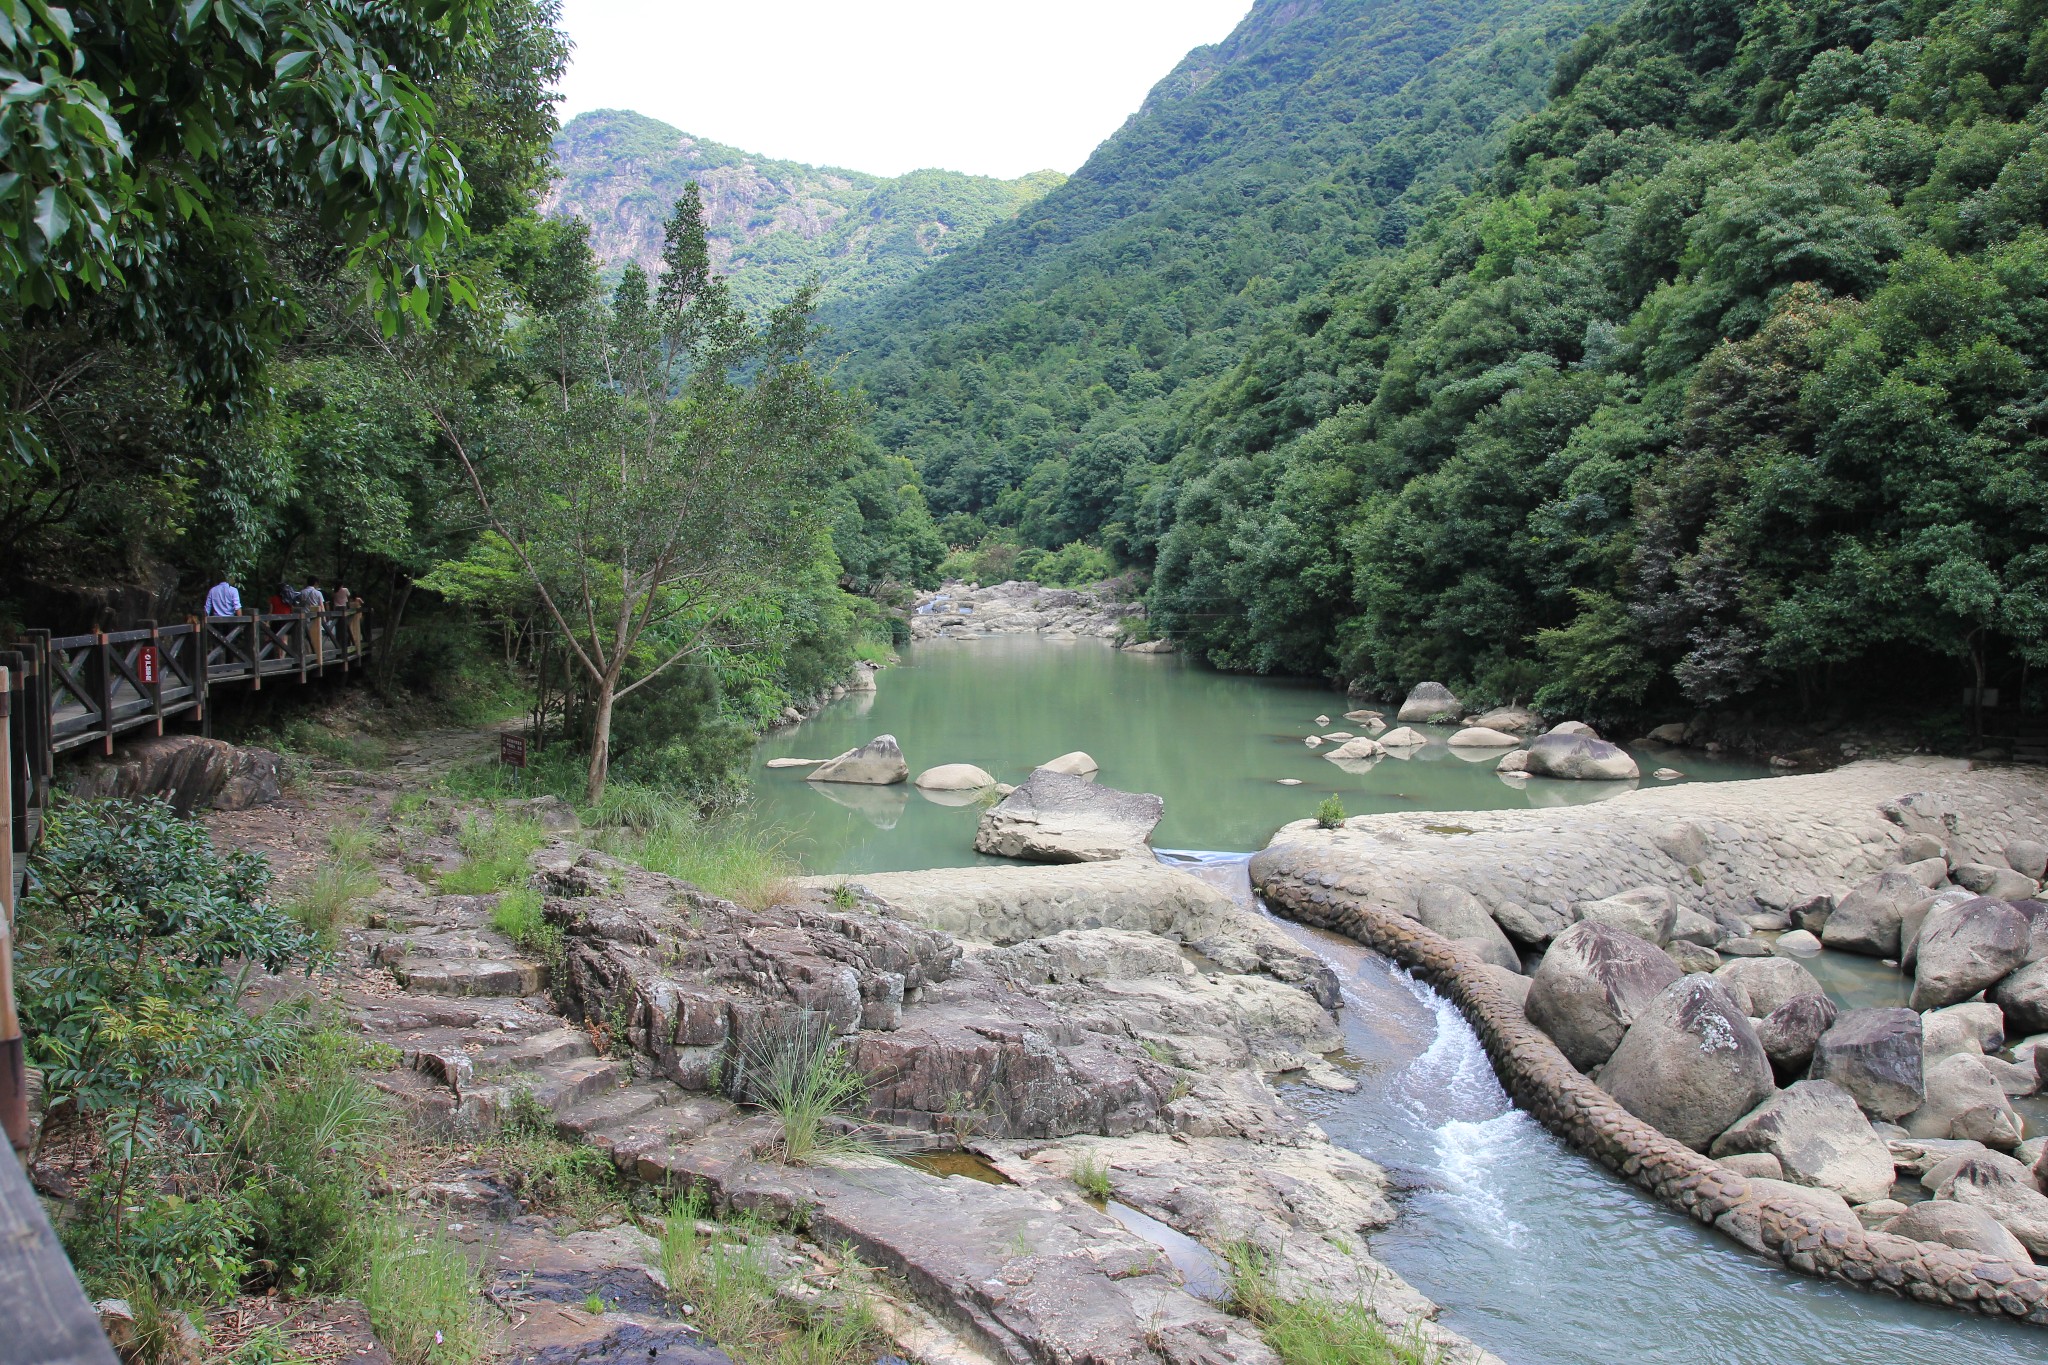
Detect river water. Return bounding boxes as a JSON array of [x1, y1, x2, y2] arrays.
[[748, 637, 2045, 1363]]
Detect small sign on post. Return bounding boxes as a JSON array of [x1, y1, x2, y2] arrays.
[[137, 645, 158, 686], [500, 733, 528, 768]]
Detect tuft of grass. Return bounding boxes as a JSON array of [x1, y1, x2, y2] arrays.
[[286, 823, 381, 942], [658, 1192, 883, 1365], [583, 1293, 605, 1315], [1071, 1152, 1113, 1203], [281, 720, 390, 769], [589, 781, 691, 835], [490, 887, 561, 965], [360, 1219, 489, 1365], [828, 883, 857, 910], [619, 816, 794, 910], [489, 1090, 624, 1225], [1314, 795, 1347, 830], [438, 814, 548, 894], [724, 1013, 871, 1166], [1225, 1242, 1434, 1365]]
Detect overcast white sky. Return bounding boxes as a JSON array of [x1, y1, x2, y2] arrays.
[[555, 1, 1254, 180]]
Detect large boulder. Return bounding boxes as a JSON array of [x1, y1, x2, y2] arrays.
[[1953, 863, 2041, 901], [973, 769, 1164, 864], [1468, 706, 1537, 733], [1521, 732, 1639, 781], [1570, 886, 1677, 946], [1378, 726, 1430, 748], [1525, 920, 1684, 1071], [1905, 1053, 2022, 1147], [62, 734, 282, 812], [1325, 737, 1387, 761], [1901, 887, 1978, 972], [1412, 884, 1520, 973], [1810, 1008, 1924, 1120], [1396, 682, 1461, 724], [1910, 896, 2031, 1010], [1885, 1201, 2033, 1265], [1757, 994, 1838, 1085], [1993, 959, 2048, 1035], [1933, 1151, 2048, 1257], [1821, 869, 1928, 958], [807, 735, 910, 785], [2007, 841, 2048, 882], [1709, 1080, 1895, 1204], [1546, 720, 1600, 739], [914, 763, 996, 791], [1713, 957, 1825, 1019], [1924, 1001, 2005, 1061], [1447, 727, 1519, 749], [1599, 975, 1777, 1152]]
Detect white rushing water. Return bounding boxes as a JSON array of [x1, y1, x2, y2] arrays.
[[1156, 850, 2045, 1365]]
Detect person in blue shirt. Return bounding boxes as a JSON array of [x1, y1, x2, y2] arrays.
[[203, 577, 241, 618]]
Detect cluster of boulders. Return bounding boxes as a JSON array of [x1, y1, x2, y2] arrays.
[[765, 661, 878, 729], [1313, 683, 1647, 782], [909, 580, 1147, 643]]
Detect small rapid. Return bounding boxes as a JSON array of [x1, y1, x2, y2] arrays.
[[1157, 850, 2044, 1365]]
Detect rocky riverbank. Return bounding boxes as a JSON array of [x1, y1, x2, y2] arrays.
[[1251, 759, 2048, 1324], [910, 580, 1159, 647]]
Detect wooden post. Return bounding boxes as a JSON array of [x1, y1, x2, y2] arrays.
[[0, 665, 25, 1155], [93, 631, 113, 756], [295, 611, 308, 683], [191, 615, 209, 735], [144, 618, 163, 736]]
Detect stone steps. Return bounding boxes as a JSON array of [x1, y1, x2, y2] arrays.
[[390, 954, 544, 996]]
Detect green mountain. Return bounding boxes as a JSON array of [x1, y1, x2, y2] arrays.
[[547, 110, 1065, 314], [1150, 0, 2048, 721], [826, 0, 1615, 545]]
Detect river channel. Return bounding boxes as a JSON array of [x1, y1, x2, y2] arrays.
[[749, 636, 2044, 1364]]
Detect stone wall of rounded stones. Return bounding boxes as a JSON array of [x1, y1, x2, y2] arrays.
[[1249, 843, 2048, 1326]]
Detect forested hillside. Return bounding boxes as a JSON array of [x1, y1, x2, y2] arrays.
[[828, 0, 1616, 555], [1150, 0, 2048, 721], [549, 109, 1065, 313]]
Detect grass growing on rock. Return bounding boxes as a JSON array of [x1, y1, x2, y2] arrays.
[[588, 781, 795, 909], [659, 1191, 885, 1365], [1072, 1152, 1113, 1202], [489, 886, 562, 965], [1225, 1243, 1434, 1365], [439, 814, 548, 894], [286, 823, 382, 942], [724, 1013, 872, 1165], [360, 1219, 490, 1365]]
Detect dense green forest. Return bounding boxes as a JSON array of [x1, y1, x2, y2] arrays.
[[550, 109, 1066, 315], [1149, 0, 2048, 721], [0, 0, 944, 797], [826, 0, 1617, 562]]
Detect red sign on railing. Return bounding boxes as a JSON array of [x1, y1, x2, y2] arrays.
[[137, 646, 158, 685]]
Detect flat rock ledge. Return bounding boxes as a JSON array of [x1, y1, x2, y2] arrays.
[[1249, 845, 2048, 1325]]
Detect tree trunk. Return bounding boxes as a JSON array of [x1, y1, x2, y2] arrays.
[[586, 679, 616, 803]]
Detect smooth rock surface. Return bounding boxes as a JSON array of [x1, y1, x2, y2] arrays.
[[1599, 975, 1776, 1152], [1326, 737, 1387, 761], [1522, 733, 1639, 782], [1413, 883, 1519, 972], [1378, 726, 1429, 748], [1811, 1008, 1925, 1120], [1570, 886, 1676, 946], [1709, 1080, 1895, 1204], [1885, 1201, 2034, 1266], [1447, 727, 1520, 749], [1934, 1152, 2048, 1257], [1713, 957, 1825, 1018], [1822, 869, 1927, 958], [1911, 896, 2031, 1010], [806, 735, 910, 785], [1039, 751, 1101, 778], [1396, 682, 1461, 724], [914, 763, 996, 791], [974, 769, 1164, 864], [1993, 959, 2048, 1036], [1906, 1053, 2022, 1146], [1524, 920, 1684, 1072]]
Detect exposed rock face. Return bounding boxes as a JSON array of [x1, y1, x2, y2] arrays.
[[1812, 1008, 1925, 1120], [1993, 959, 2048, 1035], [974, 768, 1163, 863], [1599, 975, 1776, 1152], [1524, 920, 1683, 1072], [1713, 957, 1826, 1019], [1447, 727, 1519, 748], [1822, 869, 1928, 957], [1522, 732, 1640, 781], [1911, 897, 2031, 1010], [1709, 1081, 1895, 1204], [62, 734, 281, 813], [1934, 1152, 2048, 1257], [806, 735, 909, 785], [1886, 1201, 2034, 1265], [1412, 883, 1519, 973], [1757, 994, 1838, 1084], [910, 581, 1143, 643], [1906, 1053, 2022, 1147], [1570, 886, 1676, 946], [913, 763, 995, 791], [1396, 681, 1461, 724]]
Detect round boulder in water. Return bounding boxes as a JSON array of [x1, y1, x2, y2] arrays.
[[1039, 750, 1100, 778], [806, 735, 910, 785], [1448, 726, 1519, 748], [1523, 732, 1639, 781], [914, 763, 996, 791], [1396, 681, 1461, 724]]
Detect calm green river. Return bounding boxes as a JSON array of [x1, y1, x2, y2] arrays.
[[750, 635, 1771, 872], [748, 637, 2044, 1364]]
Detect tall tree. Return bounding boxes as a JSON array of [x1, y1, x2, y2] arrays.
[[421, 190, 855, 799]]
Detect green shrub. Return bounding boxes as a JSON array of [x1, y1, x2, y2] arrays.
[[360, 1220, 488, 1365], [104, 1192, 253, 1302], [1314, 795, 1347, 830]]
